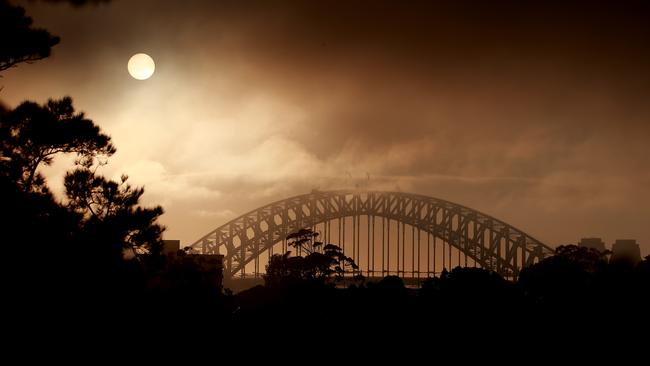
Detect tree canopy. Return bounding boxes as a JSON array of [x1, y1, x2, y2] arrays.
[[0, 96, 163, 302], [264, 228, 359, 288], [0, 97, 115, 192], [0, 0, 60, 72], [65, 168, 164, 258]]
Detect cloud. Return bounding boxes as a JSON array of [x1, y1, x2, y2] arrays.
[[193, 208, 235, 219], [111, 160, 222, 207], [4, 0, 650, 252]]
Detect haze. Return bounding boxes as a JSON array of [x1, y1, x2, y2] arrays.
[[2, 0, 649, 254]]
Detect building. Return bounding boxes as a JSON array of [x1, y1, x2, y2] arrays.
[[578, 237, 606, 252], [610, 239, 642, 265], [162, 239, 181, 256], [158, 240, 224, 291]]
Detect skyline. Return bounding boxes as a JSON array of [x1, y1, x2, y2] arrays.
[[2, 0, 649, 254]]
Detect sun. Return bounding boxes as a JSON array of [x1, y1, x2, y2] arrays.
[[127, 53, 155, 80]]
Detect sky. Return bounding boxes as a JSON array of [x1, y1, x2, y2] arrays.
[[2, 0, 650, 255]]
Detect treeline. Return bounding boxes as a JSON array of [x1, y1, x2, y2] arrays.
[[229, 238, 649, 335], [0, 1, 194, 325]]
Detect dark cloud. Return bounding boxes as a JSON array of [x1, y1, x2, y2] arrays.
[[3, 0, 650, 252]]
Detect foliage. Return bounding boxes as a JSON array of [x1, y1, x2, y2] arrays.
[[0, 0, 191, 327], [65, 168, 165, 258], [0, 97, 115, 192], [554, 244, 610, 273], [286, 228, 320, 254], [264, 228, 359, 288], [0, 95, 163, 298], [0, 0, 60, 72], [517, 244, 606, 306]]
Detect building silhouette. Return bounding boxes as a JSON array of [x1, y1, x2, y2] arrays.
[[578, 238, 606, 252], [159, 239, 224, 291], [162, 239, 181, 256], [610, 239, 642, 265]]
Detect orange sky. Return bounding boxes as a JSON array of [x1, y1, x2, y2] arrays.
[[2, 0, 649, 255]]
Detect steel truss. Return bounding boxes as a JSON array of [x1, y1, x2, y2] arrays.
[[189, 191, 554, 280]]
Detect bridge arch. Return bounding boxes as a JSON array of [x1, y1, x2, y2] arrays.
[[189, 190, 554, 280]]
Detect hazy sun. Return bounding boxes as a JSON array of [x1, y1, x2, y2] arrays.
[[127, 53, 155, 80]]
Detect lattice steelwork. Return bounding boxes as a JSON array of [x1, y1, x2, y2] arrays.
[[188, 190, 554, 280]]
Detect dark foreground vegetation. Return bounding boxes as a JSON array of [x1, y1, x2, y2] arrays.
[[2, 1, 648, 348], [233, 244, 650, 337]]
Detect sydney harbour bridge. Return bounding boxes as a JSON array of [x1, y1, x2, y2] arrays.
[[189, 190, 554, 281]]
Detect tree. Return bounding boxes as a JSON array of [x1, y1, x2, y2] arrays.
[[0, 97, 118, 293], [0, 97, 115, 192], [0, 0, 173, 322], [0, 96, 162, 302], [554, 244, 610, 273], [264, 228, 359, 288], [518, 245, 605, 307], [65, 168, 165, 260], [0, 0, 112, 75], [0, 0, 60, 72]]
